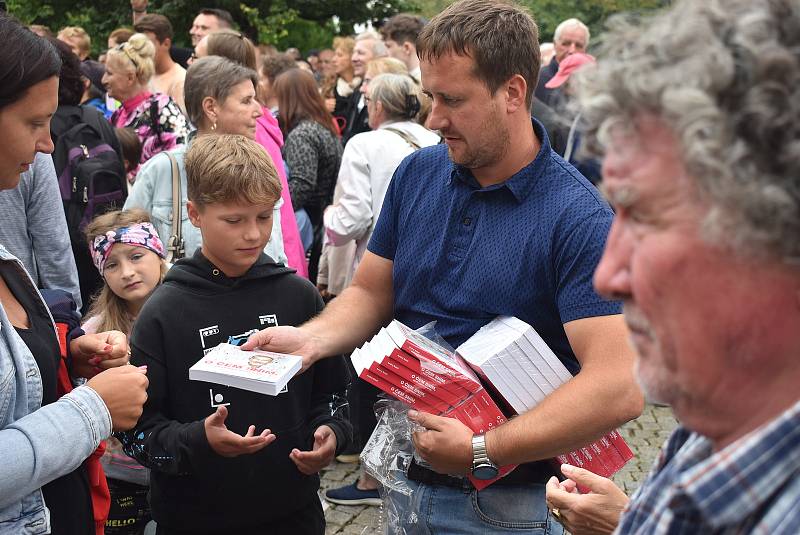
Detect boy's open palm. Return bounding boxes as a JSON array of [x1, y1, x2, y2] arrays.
[[204, 405, 276, 457], [289, 425, 337, 475]]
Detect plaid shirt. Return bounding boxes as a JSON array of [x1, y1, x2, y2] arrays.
[[617, 399, 800, 534]]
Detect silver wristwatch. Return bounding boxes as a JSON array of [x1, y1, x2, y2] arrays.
[[471, 433, 499, 480]]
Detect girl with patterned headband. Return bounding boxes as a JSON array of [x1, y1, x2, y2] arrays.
[[83, 208, 168, 534]]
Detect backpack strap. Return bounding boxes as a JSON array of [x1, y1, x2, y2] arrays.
[[79, 105, 107, 139], [51, 106, 84, 182], [165, 152, 184, 263], [382, 127, 422, 150]]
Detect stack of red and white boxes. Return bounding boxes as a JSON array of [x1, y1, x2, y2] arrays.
[[456, 317, 633, 485], [351, 321, 515, 489], [352, 317, 634, 491]]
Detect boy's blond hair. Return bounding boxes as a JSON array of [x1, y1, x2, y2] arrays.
[[185, 134, 282, 208]]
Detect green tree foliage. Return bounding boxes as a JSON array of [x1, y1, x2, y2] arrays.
[[8, 0, 665, 56], [240, 2, 299, 45], [6, 0, 414, 56], [414, 0, 669, 46], [520, 0, 669, 44]]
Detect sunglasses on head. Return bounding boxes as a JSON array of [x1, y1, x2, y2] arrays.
[[115, 43, 139, 69]]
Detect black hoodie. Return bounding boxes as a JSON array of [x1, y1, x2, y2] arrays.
[[120, 251, 351, 532]]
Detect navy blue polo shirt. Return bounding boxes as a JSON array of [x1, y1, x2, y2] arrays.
[[368, 120, 620, 375]]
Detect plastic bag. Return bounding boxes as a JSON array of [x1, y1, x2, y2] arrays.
[[360, 399, 421, 534], [360, 399, 417, 496], [357, 321, 514, 533]]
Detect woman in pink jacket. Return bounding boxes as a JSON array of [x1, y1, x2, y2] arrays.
[[255, 107, 308, 277]]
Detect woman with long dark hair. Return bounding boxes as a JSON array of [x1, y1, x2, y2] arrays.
[[0, 14, 148, 535], [273, 68, 343, 282]]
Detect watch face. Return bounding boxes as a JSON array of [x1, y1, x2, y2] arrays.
[[472, 463, 499, 480]]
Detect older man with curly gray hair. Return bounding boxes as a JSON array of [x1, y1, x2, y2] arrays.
[[545, 0, 800, 533]]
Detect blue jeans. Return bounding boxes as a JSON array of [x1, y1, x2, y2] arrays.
[[393, 476, 565, 534]]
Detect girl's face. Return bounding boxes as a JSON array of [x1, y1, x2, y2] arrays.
[[211, 80, 263, 138], [103, 244, 162, 313]]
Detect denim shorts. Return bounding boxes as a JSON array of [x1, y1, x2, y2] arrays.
[[392, 476, 565, 534]]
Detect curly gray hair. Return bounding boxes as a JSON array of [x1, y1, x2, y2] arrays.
[[575, 0, 800, 262]]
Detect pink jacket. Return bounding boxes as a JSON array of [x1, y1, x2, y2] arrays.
[[256, 109, 308, 278]]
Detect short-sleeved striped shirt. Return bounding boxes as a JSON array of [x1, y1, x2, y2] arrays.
[[617, 399, 800, 534]]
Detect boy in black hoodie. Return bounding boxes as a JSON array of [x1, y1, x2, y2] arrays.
[[120, 135, 351, 535]]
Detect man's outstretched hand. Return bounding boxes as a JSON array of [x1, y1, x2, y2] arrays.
[[242, 326, 320, 373]]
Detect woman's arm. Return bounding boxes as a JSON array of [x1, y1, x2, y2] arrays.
[[25, 154, 82, 308], [124, 152, 162, 213], [0, 386, 111, 507]]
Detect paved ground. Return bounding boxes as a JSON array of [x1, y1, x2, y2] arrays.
[[319, 404, 678, 534]]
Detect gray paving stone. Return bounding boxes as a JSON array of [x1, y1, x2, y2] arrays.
[[354, 508, 381, 525], [326, 510, 355, 526]]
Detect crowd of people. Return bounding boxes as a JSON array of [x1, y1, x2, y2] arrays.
[[1, 0, 799, 534]]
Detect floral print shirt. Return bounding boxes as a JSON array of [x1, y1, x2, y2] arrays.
[[111, 92, 189, 183]]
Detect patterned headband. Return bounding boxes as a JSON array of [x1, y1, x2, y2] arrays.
[[91, 222, 166, 275]]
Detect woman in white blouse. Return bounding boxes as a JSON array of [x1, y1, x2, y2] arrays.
[[320, 73, 440, 294], [320, 72, 441, 505]]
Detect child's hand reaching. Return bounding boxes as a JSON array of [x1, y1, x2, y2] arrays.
[[204, 405, 276, 457], [289, 425, 337, 475]]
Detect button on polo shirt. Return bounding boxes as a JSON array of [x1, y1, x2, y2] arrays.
[[369, 119, 620, 375]]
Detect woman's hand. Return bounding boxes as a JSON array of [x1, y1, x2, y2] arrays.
[[86, 365, 149, 431], [70, 330, 129, 378]]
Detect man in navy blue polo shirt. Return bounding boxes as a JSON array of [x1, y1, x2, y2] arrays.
[[244, 0, 643, 531]]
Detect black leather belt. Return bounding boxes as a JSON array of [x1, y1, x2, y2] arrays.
[[407, 459, 557, 489]]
